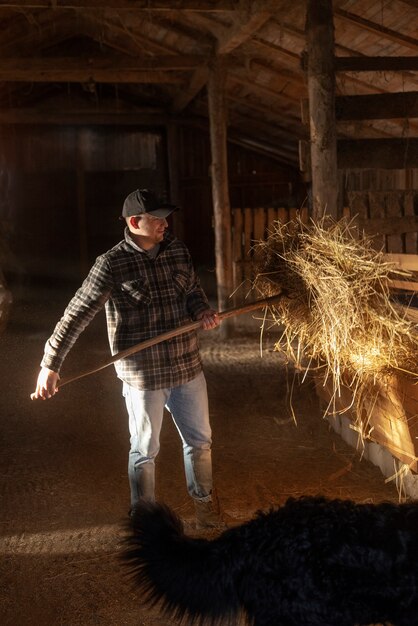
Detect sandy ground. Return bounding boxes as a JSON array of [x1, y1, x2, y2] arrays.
[[0, 285, 400, 626]]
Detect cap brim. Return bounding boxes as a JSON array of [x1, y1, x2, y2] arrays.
[[148, 206, 179, 218]]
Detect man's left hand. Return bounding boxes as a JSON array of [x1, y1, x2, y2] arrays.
[[197, 309, 220, 331]]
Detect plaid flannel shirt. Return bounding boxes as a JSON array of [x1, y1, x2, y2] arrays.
[[41, 229, 211, 390]]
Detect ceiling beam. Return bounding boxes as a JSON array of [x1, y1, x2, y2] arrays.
[[334, 8, 418, 52], [80, 13, 183, 56], [338, 138, 418, 169], [171, 66, 209, 113], [0, 55, 205, 83], [0, 107, 167, 125], [336, 56, 418, 73], [399, 0, 418, 7], [216, 0, 278, 54], [271, 19, 418, 88], [0, 1, 239, 10], [176, 115, 298, 165], [302, 91, 418, 121]]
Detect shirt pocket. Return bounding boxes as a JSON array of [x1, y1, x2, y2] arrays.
[[172, 270, 190, 297], [120, 278, 151, 306]]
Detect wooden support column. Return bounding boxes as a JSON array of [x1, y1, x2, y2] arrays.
[[76, 130, 89, 278], [305, 0, 339, 220], [207, 55, 233, 334], [166, 122, 184, 241]]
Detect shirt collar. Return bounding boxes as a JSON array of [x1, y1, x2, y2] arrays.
[[124, 227, 175, 253]]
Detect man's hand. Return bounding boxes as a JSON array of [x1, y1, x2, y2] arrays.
[[196, 309, 220, 331], [31, 367, 60, 400]]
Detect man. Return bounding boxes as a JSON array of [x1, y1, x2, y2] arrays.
[[32, 189, 223, 529]]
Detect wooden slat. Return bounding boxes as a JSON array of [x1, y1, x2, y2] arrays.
[[232, 208, 244, 263], [368, 193, 385, 251], [338, 139, 418, 170], [267, 207, 278, 231], [389, 278, 418, 292], [385, 253, 418, 271], [386, 194, 403, 254], [360, 216, 418, 236], [243, 207, 253, 260], [404, 191, 417, 255], [277, 207, 288, 224], [253, 208, 265, 244], [386, 253, 418, 293]]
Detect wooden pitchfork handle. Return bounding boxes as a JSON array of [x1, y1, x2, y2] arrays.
[[31, 292, 285, 397]]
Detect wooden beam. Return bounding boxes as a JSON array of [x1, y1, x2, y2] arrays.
[[229, 134, 298, 165], [171, 66, 209, 113], [334, 8, 418, 52], [252, 36, 300, 64], [336, 57, 418, 73], [189, 100, 300, 161], [216, 0, 278, 54], [0, 108, 168, 125], [400, 0, 418, 8], [385, 253, 418, 272], [207, 55, 233, 326], [306, 0, 339, 220], [303, 93, 418, 124], [359, 216, 418, 236], [175, 115, 299, 165], [0, 1, 238, 9], [285, 21, 418, 90], [226, 93, 302, 135], [335, 92, 418, 121], [231, 70, 300, 105], [0, 56, 205, 83], [337, 138, 418, 169]]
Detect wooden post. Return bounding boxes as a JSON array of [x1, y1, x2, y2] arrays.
[[305, 0, 339, 220], [165, 122, 184, 241], [207, 55, 234, 334], [76, 129, 89, 278]]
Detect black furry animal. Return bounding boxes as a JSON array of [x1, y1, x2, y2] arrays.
[[122, 496, 418, 626]]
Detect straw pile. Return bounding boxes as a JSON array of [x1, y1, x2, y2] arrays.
[[252, 217, 418, 413]]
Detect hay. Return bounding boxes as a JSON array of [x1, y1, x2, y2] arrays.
[[252, 217, 418, 442]]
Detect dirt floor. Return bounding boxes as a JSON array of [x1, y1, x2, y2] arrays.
[[0, 284, 401, 626]]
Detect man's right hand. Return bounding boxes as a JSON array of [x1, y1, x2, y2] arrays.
[[31, 367, 60, 400]]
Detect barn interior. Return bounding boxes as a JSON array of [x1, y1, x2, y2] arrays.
[[0, 1, 417, 624]]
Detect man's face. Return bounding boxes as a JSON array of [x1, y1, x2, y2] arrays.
[[137, 213, 168, 245]]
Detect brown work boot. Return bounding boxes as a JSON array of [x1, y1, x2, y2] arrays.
[[194, 493, 226, 530]]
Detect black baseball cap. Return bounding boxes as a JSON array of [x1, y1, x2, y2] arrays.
[[121, 189, 179, 219]]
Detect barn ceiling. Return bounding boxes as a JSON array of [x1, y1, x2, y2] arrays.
[[0, 0, 417, 167]]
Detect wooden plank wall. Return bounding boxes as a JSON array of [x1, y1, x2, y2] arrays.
[[343, 168, 418, 254], [231, 205, 308, 301]]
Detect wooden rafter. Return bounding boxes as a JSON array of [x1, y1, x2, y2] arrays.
[[0, 107, 167, 125], [229, 72, 303, 119], [0, 55, 205, 82], [0, 1, 239, 10], [171, 66, 209, 112], [335, 91, 418, 121], [336, 56, 418, 72], [338, 138, 418, 169], [216, 0, 278, 54], [334, 8, 418, 52]]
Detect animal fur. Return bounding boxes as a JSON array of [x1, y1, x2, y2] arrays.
[[122, 496, 418, 626]]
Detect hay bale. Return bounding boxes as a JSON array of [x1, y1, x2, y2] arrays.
[[252, 217, 418, 414]]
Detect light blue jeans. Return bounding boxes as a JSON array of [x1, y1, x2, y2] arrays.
[[123, 371, 213, 507]]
